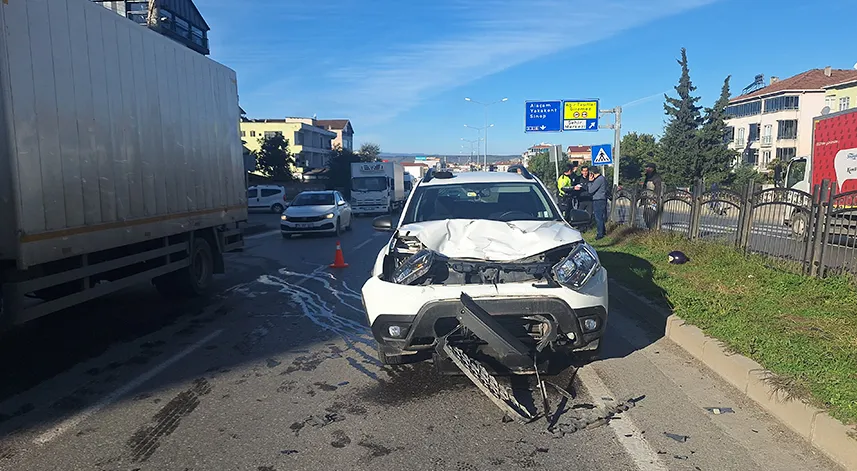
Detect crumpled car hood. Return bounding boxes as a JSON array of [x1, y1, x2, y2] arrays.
[[396, 219, 582, 261]]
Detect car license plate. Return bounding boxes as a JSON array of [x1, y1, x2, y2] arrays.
[[295, 223, 312, 228]]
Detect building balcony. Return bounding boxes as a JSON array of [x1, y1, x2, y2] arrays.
[[761, 136, 773, 147]]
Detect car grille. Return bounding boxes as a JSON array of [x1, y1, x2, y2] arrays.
[[288, 215, 326, 223], [355, 199, 384, 206]]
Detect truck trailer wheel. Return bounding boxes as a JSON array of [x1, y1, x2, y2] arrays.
[[155, 238, 214, 298], [791, 211, 809, 239]]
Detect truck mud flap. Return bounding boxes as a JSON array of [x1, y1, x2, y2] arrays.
[[438, 336, 536, 423], [221, 226, 244, 252]]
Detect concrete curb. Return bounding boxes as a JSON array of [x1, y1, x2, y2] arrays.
[[608, 279, 857, 471]]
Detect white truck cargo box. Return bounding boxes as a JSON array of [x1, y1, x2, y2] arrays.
[[0, 0, 246, 269]]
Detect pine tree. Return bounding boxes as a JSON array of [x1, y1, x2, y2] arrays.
[[660, 48, 703, 187], [697, 76, 737, 184]]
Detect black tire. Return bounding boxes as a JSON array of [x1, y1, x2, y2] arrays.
[[271, 203, 284, 214], [791, 211, 809, 239], [335, 218, 343, 236], [345, 216, 353, 231], [155, 237, 214, 299], [377, 347, 407, 365]]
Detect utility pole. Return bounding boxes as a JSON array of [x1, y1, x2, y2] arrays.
[[465, 97, 507, 169], [599, 106, 622, 190]]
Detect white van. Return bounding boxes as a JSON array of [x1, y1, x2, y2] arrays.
[[247, 185, 287, 213]]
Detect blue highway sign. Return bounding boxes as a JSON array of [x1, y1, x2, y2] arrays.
[[525, 100, 562, 132]]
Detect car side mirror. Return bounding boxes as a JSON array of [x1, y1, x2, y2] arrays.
[[337, 200, 346, 206], [372, 215, 393, 231], [566, 209, 592, 228]]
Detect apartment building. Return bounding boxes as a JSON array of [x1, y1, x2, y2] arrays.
[[521, 143, 552, 167], [823, 75, 857, 114], [566, 145, 592, 165], [240, 118, 336, 172], [91, 0, 210, 55], [314, 120, 355, 152], [725, 67, 857, 171]]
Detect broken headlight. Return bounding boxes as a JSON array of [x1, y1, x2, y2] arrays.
[[552, 243, 600, 289], [392, 249, 436, 285]]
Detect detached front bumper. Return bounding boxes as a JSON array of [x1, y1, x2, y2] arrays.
[[361, 267, 609, 355]]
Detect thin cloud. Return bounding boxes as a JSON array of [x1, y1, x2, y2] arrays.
[[327, 0, 720, 125]]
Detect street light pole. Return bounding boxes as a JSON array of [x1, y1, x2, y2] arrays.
[[465, 97, 508, 168]]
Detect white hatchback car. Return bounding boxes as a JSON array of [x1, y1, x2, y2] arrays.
[[247, 185, 287, 213], [361, 165, 607, 368], [280, 190, 353, 238]]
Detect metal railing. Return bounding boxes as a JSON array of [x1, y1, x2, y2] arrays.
[[609, 180, 857, 278]]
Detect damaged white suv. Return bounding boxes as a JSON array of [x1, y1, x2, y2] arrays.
[[361, 165, 607, 370]]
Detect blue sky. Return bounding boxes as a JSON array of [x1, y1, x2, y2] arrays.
[[200, 0, 857, 156]]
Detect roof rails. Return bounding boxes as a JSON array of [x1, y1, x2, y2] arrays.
[[423, 167, 454, 183], [507, 164, 534, 180]]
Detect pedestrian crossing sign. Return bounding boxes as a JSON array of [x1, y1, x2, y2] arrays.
[[591, 144, 613, 166]]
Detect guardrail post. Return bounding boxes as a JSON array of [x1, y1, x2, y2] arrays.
[[736, 182, 755, 252], [816, 183, 835, 278], [808, 180, 830, 278], [609, 184, 618, 223], [688, 179, 702, 240], [629, 187, 639, 229]]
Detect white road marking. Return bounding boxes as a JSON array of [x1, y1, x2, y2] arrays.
[[32, 329, 224, 446], [352, 232, 384, 251], [576, 366, 669, 471], [245, 229, 279, 240]]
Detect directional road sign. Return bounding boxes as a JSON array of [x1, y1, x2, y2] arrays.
[[591, 144, 613, 166], [563, 100, 599, 132], [525, 100, 562, 132]]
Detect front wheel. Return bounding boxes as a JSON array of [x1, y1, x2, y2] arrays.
[[271, 203, 284, 214], [335, 218, 343, 236]]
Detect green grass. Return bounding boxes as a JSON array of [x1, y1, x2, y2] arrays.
[[585, 225, 857, 425]]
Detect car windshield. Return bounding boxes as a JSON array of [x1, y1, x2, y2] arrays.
[[401, 182, 561, 224], [291, 193, 334, 206], [352, 176, 387, 192]]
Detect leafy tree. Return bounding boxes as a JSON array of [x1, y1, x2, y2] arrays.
[[358, 142, 381, 162], [697, 76, 737, 184], [255, 133, 295, 181], [326, 145, 362, 199], [728, 163, 761, 189], [660, 48, 703, 187], [619, 132, 660, 186], [527, 150, 566, 188]]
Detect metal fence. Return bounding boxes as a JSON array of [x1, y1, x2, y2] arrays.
[[609, 180, 857, 278]]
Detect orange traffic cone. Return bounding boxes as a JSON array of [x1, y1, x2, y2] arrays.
[[329, 241, 349, 268]]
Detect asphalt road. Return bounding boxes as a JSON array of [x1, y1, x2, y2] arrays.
[[0, 216, 844, 471]]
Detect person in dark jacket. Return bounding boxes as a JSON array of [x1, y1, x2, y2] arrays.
[[575, 166, 608, 239], [576, 166, 593, 219], [642, 163, 663, 229]]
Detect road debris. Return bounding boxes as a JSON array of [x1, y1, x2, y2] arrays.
[[305, 413, 344, 428], [705, 407, 734, 414], [546, 397, 643, 437], [664, 432, 690, 442]]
